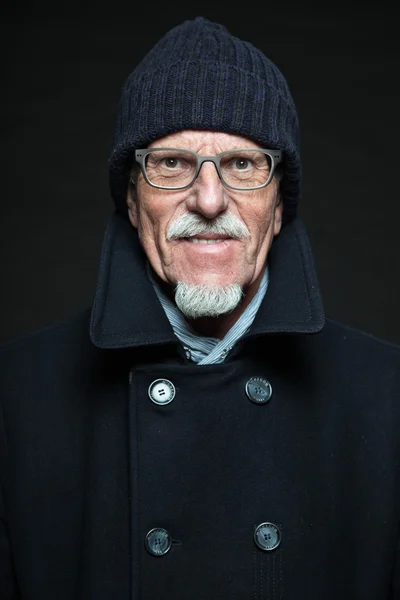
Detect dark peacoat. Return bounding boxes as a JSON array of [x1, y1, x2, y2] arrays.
[[1, 211, 400, 599]]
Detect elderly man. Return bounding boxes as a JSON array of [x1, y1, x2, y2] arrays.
[[1, 16, 399, 600]]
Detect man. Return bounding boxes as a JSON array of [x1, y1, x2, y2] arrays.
[[1, 16, 399, 600]]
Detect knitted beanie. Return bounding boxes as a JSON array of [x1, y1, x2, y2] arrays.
[[108, 17, 301, 224]]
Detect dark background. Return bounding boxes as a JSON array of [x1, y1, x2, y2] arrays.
[[1, 3, 399, 345]]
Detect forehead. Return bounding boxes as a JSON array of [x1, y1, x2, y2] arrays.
[[148, 130, 262, 151]]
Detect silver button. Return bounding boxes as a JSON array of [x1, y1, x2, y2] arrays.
[[254, 522, 281, 551], [245, 377, 272, 404], [148, 379, 176, 405], [145, 527, 172, 556]]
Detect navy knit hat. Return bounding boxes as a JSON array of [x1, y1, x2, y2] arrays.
[[109, 17, 301, 224]]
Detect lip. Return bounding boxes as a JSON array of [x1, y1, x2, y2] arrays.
[[185, 234, 231, 240], [179, 237, 235, 253], [186, 237, 230, 245]]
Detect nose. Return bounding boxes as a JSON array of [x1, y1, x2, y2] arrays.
[[185, 160, 228, 219]]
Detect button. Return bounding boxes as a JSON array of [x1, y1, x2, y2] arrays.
[[148, 379, 176, 405], [254, 522, 281, 551], [220, 346, 233, 359], [245, 377, 272, 404], [145, 527, 172, 556]]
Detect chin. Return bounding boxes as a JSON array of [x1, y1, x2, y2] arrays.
[[178, 272, 241, 289], [174, 279, 244, 319]]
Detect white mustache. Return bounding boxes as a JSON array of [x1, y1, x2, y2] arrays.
[[167, 213, 250, 240]]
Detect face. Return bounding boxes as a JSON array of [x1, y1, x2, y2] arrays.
[[126, 130, 283, 295]]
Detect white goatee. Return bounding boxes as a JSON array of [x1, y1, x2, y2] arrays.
[[175, 282, 243, 318]]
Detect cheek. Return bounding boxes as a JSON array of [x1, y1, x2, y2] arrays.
[[135, 189, 165, 235], [238, 197, 280, 266], [243, 200, 276, 241], [135, 188, 183, 254]]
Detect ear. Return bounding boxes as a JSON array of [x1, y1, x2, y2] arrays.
[[273, 193, 284, 236], [126, 182, 138, 229]]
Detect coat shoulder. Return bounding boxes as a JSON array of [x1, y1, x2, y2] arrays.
[[325, 316, 400, 350], [324, 315, 400, 361], [0, 307, 96, 371]]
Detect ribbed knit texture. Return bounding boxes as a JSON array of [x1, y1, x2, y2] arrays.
[[109, 17, 301, 224]]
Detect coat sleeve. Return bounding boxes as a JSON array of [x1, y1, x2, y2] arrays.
[[0, 394, 21, 599]]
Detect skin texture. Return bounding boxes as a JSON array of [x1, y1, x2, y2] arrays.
[[126, 130, 283, 338]]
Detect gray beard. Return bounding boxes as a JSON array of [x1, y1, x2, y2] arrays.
[[174, 281, 244, 319]]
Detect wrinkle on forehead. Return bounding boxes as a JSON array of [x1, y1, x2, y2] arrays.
[[148, 130, 262, 154]]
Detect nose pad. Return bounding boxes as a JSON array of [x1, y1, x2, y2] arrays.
[[195, 159, 221, 183]]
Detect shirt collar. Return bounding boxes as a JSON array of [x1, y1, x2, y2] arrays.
[[89, 211, 325, 350]]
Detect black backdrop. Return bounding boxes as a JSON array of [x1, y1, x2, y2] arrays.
[[1, 3, 399, 345]]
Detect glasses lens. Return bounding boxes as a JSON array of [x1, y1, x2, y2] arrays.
[[144, 150, 197, 189], [220, 150, 272, 189]]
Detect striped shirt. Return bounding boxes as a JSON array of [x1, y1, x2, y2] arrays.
[[148, 264, 269, 365]]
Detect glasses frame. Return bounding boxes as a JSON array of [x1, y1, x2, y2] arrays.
[[134, 147, 282, 191]]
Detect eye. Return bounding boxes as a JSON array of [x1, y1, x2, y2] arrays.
[[162, 157, 180, 169], [233, 157, 252, 170]]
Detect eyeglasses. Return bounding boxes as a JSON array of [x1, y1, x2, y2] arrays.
[[133, 148, 282, 191]]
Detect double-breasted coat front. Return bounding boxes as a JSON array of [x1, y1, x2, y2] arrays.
[[1, 212, 399, 599]]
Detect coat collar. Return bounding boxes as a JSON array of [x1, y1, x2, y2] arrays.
[[89, 211, 325, 350]]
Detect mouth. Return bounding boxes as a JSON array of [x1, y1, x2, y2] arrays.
[[186, 237, 229, 244], [181, 234, 233, 245], [172, 234, 238, 262]]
